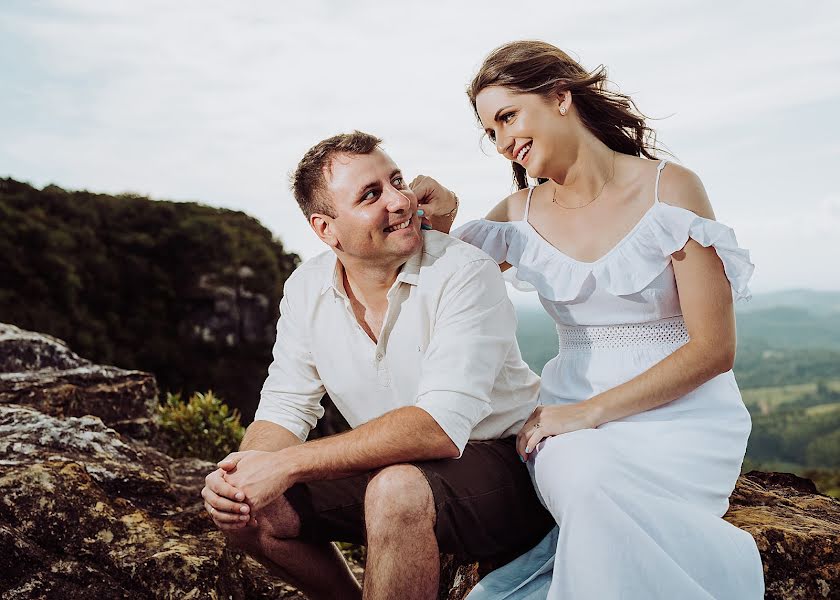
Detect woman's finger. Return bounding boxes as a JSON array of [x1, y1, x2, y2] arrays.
[[525, 428, 547, 458], [517, 418, 538, 459]]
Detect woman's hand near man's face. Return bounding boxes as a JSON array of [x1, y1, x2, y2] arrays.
[[410, 175, 459, 234]]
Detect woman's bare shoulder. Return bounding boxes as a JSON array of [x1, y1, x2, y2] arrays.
[[485, 187, 531, 223], [657, 162, 716, 220]]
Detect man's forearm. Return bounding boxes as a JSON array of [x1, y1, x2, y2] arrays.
[[283, 406, 458, 483], [240, 420, 302, 452]]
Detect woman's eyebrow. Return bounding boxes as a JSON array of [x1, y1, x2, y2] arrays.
[[494, 105, 514, 121]]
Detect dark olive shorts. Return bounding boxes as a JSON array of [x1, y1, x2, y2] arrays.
[[283, 437, 555, 562]]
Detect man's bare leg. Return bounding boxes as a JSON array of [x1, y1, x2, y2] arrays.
[[363, 465, 439, 600], [226, 495, 361, 600]]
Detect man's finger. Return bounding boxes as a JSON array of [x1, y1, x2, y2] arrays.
[[214, 517, 249, 531], [205, 501, 249, 524], [217, 452, 242, 470], [202, 486, 250, 515], [206, 469, 246, 502]]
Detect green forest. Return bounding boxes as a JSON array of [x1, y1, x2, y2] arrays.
[[0, 178, 299, 417]]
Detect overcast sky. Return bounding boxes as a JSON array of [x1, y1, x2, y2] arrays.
[[3, 0, 839, 302]]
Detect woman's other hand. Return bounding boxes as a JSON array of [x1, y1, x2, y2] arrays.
[[516, 403, 603, 461], [410, 175, 459, 233]]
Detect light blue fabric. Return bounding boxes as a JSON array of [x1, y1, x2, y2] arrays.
[[466, 528, 557, 600]]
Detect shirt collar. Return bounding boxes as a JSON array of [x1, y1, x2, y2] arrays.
[[395, 243, 423, 286], [320, 242, 424, 297], [320, 254, 344, 297]]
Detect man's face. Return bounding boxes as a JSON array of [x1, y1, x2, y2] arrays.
[[316, 148, 423, 264]]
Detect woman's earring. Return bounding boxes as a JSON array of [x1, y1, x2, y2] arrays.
[[560, 107, 567, 115]]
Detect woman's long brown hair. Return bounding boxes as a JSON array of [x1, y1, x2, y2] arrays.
[[468, 40, 663, 190]]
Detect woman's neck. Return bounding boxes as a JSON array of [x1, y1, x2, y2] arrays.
[[547, 133, 615, 205]]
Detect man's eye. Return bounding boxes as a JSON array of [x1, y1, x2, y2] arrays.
[[362, 190, 377, 202], [392, 176, 404, 187]]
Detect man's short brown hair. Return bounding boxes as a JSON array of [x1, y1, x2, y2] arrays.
[[291, 131, 383, 218]]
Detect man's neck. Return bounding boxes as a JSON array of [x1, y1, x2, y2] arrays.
[[339, 256, 404, 310]]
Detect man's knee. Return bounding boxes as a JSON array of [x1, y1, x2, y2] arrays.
[[223, 494, 302, 553], [224, 526, 261, 555], [365, 464, 435, 533]]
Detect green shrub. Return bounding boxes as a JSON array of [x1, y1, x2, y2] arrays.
[[157, 391, 245, 461]]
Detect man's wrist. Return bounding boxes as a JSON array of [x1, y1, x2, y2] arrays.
[[275, 444, 308, 483]]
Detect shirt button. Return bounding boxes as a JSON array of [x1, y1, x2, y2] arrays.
[[376, 353, 383, 361]]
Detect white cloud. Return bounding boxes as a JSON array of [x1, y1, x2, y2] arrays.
[[1, 0, 838, 293]]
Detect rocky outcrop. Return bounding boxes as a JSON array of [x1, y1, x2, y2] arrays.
[[179, 269, 274, 348], [0, 324, 157, 439], [0, 405, 305, 599], [1, 322, 838, 599], [727, 472, 840, 599]]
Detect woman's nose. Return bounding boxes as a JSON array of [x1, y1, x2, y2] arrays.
[[496, 135, 513, 157]]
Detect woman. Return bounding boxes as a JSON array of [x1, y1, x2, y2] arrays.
[[413, 40, 764, 599]]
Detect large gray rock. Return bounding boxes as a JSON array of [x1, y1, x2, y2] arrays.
[[0, 404, 303, 599], [0, 324, 158, 438]]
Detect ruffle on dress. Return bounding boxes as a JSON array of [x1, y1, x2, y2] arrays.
[[451, 202, 754, 303]]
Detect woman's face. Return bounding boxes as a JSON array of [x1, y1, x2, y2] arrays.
[[475, 85, 573, 180]]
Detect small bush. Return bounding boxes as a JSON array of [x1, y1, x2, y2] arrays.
[[157, 390, 245, 461]]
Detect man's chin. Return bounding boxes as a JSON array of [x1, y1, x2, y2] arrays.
[[388, 228, 422, 253]]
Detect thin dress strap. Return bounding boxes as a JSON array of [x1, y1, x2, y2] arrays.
[[654, 160, 669, 203], [523, 186, 536, 221]]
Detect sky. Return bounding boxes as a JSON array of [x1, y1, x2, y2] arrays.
[[2, 0, 839, 304]]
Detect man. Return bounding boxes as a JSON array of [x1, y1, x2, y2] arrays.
[[201, 131, 553, 600]]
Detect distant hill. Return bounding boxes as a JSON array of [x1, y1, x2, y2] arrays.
[[737, 306, 840, 351], [515, 290, 840, 386], [736, 289, 840, 317]]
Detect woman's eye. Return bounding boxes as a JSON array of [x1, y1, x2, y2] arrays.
[[501, 112, 516, 123], [488, 131, 497, 143]]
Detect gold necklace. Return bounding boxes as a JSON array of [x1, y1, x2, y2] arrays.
[[552, 151, 616, 210]]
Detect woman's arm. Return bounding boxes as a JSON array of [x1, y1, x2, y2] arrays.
[[409, 175, 461, 234], [409, 175, 529, 272], [518, 165, 737, 458]]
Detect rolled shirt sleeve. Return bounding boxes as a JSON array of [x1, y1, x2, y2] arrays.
[[415, 259, 517, 456], [254, 287, 326, 441]]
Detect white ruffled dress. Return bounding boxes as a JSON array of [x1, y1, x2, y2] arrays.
[[453, 161, 765, 599]]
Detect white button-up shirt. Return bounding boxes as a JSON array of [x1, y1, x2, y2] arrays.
[[254, 230, 540, 455]]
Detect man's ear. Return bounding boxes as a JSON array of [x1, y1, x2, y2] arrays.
[[310, 213, 339, 249]]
